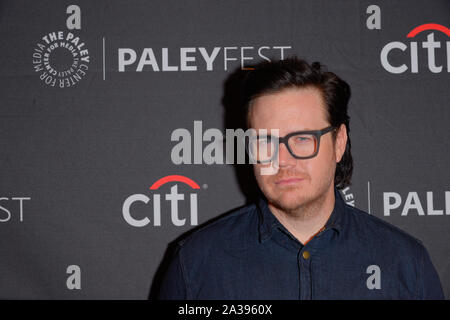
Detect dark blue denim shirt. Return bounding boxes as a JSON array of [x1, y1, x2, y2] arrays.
[[157, 187, 444, 299]]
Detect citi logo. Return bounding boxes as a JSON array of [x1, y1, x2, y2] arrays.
[[122, 175, 200, 227], [380, 23, 450, 73]]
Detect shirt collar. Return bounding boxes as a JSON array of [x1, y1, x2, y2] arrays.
[[257, 186, 345, 243]]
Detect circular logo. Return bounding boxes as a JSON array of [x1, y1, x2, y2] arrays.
[[32, 31, 90, 88]]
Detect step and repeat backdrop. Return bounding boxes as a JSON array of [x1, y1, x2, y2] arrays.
[[0, 0, 449, 299]]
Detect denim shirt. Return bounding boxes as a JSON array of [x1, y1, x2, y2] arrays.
[[157, 187, 444, 300]]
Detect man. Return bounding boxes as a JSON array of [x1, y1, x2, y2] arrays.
[[157, 57, 444, 299]]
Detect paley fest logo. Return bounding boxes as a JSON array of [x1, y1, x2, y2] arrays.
[[383, 190, 450, 216], [32, 5, 90, 88], [381, 23, 450, 73], [118, 46, 292, 72], [0, 196, 31, 223], [123, 175, 200, 227]]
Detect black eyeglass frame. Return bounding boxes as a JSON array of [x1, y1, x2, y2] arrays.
[[246, 126, 336, 163]]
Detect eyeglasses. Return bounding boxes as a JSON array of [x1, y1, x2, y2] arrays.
[[246, 126, 336, 163]]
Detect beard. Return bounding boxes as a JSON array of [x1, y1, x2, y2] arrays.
[[256, 167, 334, 218]]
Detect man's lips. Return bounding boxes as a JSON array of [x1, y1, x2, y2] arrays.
[[274, 177, 305, 185]]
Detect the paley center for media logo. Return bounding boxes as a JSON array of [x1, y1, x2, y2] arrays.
[[122, 175, 201, 227], [32, 5, 90, 88], [381, 23, 449, 74]]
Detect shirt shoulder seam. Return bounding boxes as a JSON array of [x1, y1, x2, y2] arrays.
[[177, 203, 257, 248], [345, 204, 423, 246]]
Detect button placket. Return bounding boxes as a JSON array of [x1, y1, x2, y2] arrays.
[[298, 248, 313, 300]]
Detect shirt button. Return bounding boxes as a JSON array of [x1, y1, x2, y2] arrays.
[[302, 251, 311, 260]]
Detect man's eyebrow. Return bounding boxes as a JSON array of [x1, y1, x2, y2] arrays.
[[271, 128, 317, 134]]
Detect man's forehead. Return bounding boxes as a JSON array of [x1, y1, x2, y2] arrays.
[[249, 86, 329, 125]]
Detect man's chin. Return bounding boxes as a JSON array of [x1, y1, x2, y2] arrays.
[[270, 192, 310, 212]]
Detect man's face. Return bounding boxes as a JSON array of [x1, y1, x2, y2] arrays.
[[248, 86, 347, 213]]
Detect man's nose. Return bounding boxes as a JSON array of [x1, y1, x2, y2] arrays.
[[277, 143, 296, 168]]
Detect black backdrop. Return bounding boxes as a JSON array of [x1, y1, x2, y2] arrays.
[[0, 0, 449, 299]]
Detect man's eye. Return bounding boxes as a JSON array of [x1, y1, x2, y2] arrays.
[[295, 136, 311, 142]]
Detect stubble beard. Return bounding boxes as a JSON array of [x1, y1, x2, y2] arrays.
[[260, 173, 334, 220]]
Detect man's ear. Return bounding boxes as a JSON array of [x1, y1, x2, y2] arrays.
[[335, 124, 348, 163]]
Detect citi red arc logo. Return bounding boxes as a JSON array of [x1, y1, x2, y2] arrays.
[[123, 175, 200, 227], [380, 23, 450, 74], [149, 175, 200, 190], [406, 23, 450, 38]]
